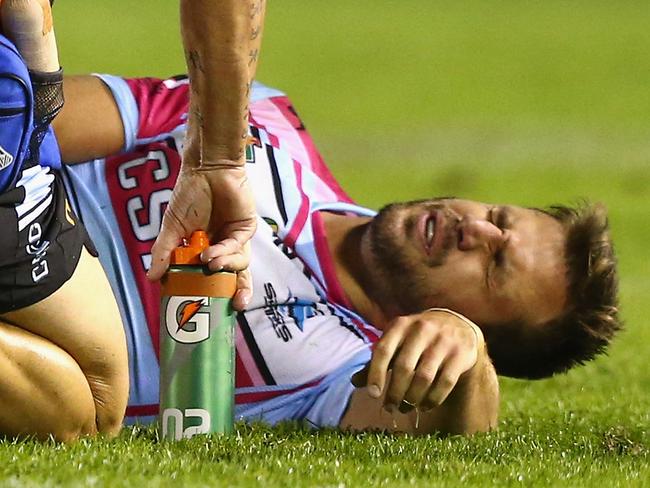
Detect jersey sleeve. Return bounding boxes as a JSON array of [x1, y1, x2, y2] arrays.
[[95, 74, 190, 152]]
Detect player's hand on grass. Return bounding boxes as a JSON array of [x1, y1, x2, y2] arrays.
[[352, 308, 484, 412], [147, 164, 256, 311]]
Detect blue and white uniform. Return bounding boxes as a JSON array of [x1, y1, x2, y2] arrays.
[[64, 75, 382, 427]]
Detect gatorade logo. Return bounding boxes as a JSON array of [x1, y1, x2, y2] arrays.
[[165, 296, 210, 344]]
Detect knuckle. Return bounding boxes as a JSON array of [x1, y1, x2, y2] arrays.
[[435, 334, 451, 349], [414, 367, 436, 383], [437, 373, 457, 391], [373, 342, 391, 358], [412, 320, 428, 334], [392, 316, 411, 329], [392, 358, 412, 374]]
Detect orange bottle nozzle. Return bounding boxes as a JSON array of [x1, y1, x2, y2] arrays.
[[170, 230, 210, 265]]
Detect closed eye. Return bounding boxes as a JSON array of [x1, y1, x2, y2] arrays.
[[487, 206, 509, 272]]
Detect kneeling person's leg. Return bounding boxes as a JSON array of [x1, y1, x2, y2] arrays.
[[0, 318, 96, 441], [0, 170, 128, 440], [1, 247, 130, 439]]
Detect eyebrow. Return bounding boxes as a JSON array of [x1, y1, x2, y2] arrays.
[[496, 206, 512, 230], [491, 206, 514, 285]]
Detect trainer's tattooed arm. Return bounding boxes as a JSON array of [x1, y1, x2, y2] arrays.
[[147, 0, 267, 312]]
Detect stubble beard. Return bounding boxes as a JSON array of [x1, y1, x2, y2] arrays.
[[366, 200, 453, 315]]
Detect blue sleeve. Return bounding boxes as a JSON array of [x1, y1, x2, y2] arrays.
[[93, 74, 139, 152]]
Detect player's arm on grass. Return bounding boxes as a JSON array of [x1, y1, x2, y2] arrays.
[[147, 0, 267, 311], [342, 309, 499, 435]]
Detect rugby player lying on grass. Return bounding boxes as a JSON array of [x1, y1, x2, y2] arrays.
[[0, 17, 620, 445]]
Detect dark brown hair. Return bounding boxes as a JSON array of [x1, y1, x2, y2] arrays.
[[485, 202, 621, 379]]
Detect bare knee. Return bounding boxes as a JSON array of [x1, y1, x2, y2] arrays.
[[0, 320, 111, 442], [0, 249, 129, 440]]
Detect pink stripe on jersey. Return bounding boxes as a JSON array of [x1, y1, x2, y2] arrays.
[[269, 96, 352, 203], [249, 96, 352, 204], [126, 78, 190, 141], [235, 325, 266, 387], [284, 161, 310, 248], [249, 111, 279, 148], [311, 211, 353, 310], [311, 211, 381, 344]]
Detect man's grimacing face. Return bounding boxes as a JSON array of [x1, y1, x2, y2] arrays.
[[365, 198, 569, 330]]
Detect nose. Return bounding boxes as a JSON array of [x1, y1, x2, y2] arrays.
[[458, 218, 505, 251]]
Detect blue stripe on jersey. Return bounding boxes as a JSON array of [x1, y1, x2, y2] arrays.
[[63, 162, 160, 408], [94, 74, 139, 152]]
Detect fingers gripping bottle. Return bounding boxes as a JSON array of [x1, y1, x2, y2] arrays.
[[160, 231, 237, 440]]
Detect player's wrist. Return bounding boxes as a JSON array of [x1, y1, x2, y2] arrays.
[[424, 307, 485, 348], [195, 159, 246, 171]]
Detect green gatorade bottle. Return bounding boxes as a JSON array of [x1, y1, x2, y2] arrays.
[[159, 231, 237, 440]]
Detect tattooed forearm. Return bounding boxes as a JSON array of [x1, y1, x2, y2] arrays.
[[250, 0, 264, 19], [245, 1, 264, 144], [250, 0, 264, 42], [251, 25, 261, 40], [192, 106, 204, 129], [186, 49, 205, 74], [248, 49, 259, 67]]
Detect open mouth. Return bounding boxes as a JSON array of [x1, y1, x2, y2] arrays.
[[419, 210, 439, 256], [426, 216, 436, 249]]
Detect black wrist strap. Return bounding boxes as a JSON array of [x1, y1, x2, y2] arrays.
[[28, 67, 64, 164]]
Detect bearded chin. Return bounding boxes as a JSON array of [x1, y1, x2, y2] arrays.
[[367, 203, 435, 315]]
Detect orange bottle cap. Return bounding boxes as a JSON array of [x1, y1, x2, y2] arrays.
[[170, 230, 210, 265]]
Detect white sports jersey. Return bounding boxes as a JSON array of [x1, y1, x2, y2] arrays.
[[63, 75, 382, 427]]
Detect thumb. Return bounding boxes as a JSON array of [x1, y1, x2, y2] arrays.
[[147, 228, 182, 282]]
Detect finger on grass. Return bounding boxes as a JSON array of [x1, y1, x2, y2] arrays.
[[365, 319, 408, 400], [383, 335, 428, 409], [421, 357, 463, 409], [401, 345, 445, 411]]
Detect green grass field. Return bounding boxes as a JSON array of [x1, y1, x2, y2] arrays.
[[2, 1, 649, 485]]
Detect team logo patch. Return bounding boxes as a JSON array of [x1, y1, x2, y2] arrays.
[[0, 144, 13, 170], [165, 296, 210, 344]]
